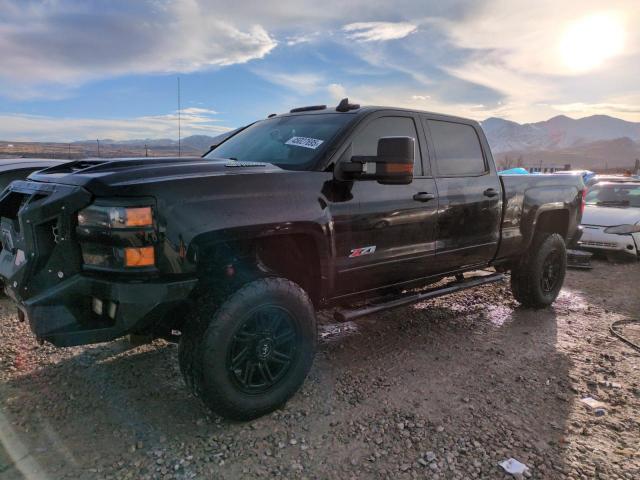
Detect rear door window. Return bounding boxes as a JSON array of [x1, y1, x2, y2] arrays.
[[427, 120, 486, 176]]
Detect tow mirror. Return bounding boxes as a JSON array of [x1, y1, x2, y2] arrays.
[[342, 136, 414, 185]]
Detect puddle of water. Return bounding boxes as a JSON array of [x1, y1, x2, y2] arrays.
[[484, 304, 514, 327], [556, 289, 589, 310], [319, 321, 360, 342]]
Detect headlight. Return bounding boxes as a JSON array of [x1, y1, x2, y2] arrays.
[[604, 224, 640, 234], [81, 244, 155, 268], [78, 205, 153, 229], [77, 204, 156, 269]]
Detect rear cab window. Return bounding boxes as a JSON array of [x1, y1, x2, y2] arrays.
[[426, 120, 487, 177]]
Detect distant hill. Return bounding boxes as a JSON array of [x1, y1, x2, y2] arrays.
[[0, 134, 223, 160], [482, 115, 640, 171], [2, 114, 640, 172], [482, 114, 640, 152], [71, 134, 221, 152]]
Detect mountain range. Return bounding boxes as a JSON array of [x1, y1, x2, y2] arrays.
[[2, 115, 640, 171], [480, 115, 640, 171]]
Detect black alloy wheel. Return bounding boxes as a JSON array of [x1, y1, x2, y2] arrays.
[[227, 305, 298, 393], [540, 248, 561, 293]]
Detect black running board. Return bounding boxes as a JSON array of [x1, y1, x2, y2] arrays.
[[334, 273, 505, 322]]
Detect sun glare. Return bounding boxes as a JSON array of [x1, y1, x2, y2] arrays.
[[559, 13, 625, 73]]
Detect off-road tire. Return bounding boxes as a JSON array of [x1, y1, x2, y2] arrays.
[[179, 277, 316, 420], [178, 314, 203, 393], [511, 233, 567, 308]]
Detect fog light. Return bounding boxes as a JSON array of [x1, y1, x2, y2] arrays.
[[107, 301, 117, 320], [92, 297, 104, 315]]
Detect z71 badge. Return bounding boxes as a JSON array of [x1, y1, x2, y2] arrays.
[[349, 246, 376, 258]]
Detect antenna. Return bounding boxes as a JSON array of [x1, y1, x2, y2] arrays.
[[177, 76, 181, 157]]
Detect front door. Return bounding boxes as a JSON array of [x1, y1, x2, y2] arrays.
[[333, 114, 438, 296]]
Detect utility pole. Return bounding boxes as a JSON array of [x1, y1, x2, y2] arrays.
[[68, 143, 71, 159], [145, 144, 149, 157], [96, 139, 101, 157], [177, 76, 182, 158]]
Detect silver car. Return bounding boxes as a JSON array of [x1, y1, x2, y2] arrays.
[[578, 182, 640, 259]]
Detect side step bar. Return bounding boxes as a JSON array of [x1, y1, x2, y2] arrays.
[[334, 273, 505, 322]]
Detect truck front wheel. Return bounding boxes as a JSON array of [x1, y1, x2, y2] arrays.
[[179, 277, 317, 420], [510, 233, 567, 308]]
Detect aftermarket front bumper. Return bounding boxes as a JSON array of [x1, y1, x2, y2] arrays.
[[5, 274, 196, 347], [0, 179, 197, 346]]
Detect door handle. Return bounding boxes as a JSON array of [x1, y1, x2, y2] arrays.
[[413, 192, 435, 202], [483, 188, 498, 198]]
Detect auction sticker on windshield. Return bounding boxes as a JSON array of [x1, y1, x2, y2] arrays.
[[285, 136, 324, 149]]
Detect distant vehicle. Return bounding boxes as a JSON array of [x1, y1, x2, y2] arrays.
[[578, 181, 640, 259], [586, 174, 639, 188], [0, 100, 584, 420], [498, 167, 529, 175], [553, 169, 595, 185]]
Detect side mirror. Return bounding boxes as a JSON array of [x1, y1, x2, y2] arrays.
[[342, 136, 414, 185]]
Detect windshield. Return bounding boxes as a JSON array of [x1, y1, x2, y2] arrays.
[[204, 113, 353, 170], [585, 183, 640, 207]]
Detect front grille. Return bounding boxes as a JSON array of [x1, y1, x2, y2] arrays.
[[0, 180, 92, 302], [579, 240, 618, 248]]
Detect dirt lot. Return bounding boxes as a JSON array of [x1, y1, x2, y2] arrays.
[[1, 261, 639, 480]]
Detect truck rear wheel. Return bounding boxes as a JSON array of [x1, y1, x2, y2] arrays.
[[510, 233, 567, 308], [179, 277, 316, 420]]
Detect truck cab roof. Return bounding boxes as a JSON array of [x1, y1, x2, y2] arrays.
[[272, 102, 480, 127]]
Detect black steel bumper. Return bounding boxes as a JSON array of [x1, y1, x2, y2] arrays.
[[6, 274, 197, 347], [0, 179, 197, 347]]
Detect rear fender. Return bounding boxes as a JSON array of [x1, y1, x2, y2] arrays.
[[522, 185, 580, 248]]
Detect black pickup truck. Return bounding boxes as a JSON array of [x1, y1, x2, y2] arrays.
[[0, 100, 584, 420]]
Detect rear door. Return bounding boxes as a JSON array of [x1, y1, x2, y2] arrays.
[[423, 117, 502, 272], [333, 112, 439, 295]]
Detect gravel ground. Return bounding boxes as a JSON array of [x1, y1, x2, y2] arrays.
[[1, 260, 639, 480]]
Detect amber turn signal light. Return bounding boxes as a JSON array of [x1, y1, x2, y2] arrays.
[[125, 207, 153, 227], [124, 246, 155, 267]]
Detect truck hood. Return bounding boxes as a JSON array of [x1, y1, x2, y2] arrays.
[[27, 156, 286, 192], [582, 204, 640, 227]]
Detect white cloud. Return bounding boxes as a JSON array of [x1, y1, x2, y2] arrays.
[[253, 71, 326, 95], [551, 100, 640, 116], [430, 0, 640, 121], [441, 0, 638, 77], [0, 110, 231, 143], [342, 22, 417, 42], [0, 0, 277, 96], [285, 32, 324, 46], [328, 83, 348, 100]]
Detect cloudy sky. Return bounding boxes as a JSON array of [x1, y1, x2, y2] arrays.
[[1, 0, 638, 141]]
